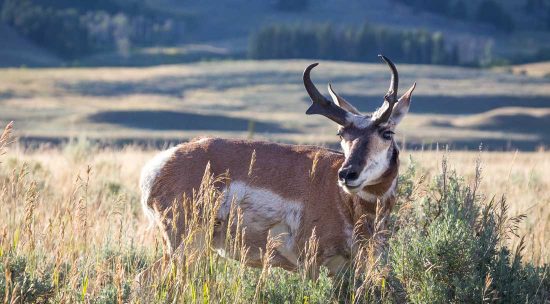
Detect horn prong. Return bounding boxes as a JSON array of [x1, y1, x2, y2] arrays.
[[303, 63, 350, 126], [374, 55, 400, 124]]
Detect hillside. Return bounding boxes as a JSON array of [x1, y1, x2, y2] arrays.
[[75, 0, 550, 65], [506, 61, 550, 77], [1, 0, 549, 67], [0, 60, 548, 150], [0, 24, 62, 67], [167, 0, 550, 59]]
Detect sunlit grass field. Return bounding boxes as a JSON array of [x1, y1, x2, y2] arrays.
[[1, 123, 548, 302]]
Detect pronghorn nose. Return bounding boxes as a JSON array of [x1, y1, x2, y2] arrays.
[[338, 166, 359, 182]]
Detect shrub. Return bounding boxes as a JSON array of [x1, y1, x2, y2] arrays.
[[0, 255, 55, 303], [389, 157, 549, 303]]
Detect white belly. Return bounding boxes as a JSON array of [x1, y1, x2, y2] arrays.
[[218, 181, 303, 266]]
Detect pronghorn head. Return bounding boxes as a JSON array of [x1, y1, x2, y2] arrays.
[[303, 55, 416, 194]]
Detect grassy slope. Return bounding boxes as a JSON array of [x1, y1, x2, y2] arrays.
[[0, 24, 62, 67], [0, 60, 548, 150]]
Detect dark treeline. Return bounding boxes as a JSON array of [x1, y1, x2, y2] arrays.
[[0, 0, 188, 59], [248, 23, 459, 65]]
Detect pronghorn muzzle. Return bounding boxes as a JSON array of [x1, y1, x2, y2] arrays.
[[338, 165, 359, 184]]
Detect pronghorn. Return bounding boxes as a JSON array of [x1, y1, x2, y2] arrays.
[[138, 56, 416, 279]]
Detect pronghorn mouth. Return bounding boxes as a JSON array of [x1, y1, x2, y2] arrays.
[[340, 181, 363, 193], [345, 184, 361, 189]]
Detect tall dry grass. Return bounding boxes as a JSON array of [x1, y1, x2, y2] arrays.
[[0, 131, 548, 302]]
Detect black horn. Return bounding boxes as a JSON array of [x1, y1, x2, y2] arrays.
[[373, 55, 399, 125], [303, 63, 350, 126]]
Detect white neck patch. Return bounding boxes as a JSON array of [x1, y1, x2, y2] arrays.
[[356, 177, 397, 202]]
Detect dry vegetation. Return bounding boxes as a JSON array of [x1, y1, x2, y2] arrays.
[[0, 125, 548, 302], [0, 60, 548, 302]]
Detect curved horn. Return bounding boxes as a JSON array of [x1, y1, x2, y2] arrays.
[[303, 63, 349, 126], [373, 55, 399, 124]]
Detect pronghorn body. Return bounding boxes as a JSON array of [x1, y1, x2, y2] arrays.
[[141, 137, 399, 274], [138, 56, 416, 280]]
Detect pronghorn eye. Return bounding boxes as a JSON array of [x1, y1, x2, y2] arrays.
[[382, 130, 394, 140], [336, 130, 343, 138]]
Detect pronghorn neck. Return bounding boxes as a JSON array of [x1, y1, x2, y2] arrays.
[[339, 162, 399, 229]]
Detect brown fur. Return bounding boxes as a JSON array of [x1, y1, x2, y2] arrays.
[[146, 137, 397, 273]]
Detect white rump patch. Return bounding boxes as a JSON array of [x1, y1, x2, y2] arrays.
[[140, 145, 180, 228], [221, 181, 303, 266]]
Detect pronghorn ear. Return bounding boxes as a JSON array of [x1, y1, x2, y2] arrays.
[[328, 83, 361, 115], [391, 82, 416, 124]]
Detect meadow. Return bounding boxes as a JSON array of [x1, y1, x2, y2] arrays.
[[0, 121, 548, 303], [0, 58, 549, 302], [0, 60, 548, 150], [1, 0, 550, 301]]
